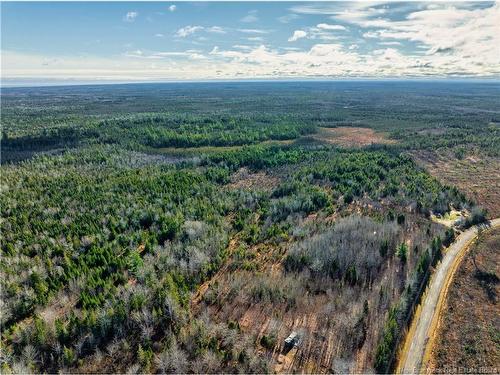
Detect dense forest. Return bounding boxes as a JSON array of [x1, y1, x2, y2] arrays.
[[1, 81, 497, 373]]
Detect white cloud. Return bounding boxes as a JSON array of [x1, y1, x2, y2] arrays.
[[278, 13, 299, 23], [288, 30, 307, 42], [238, 29, 269, 34], [241, 15, 258, 23], [207, 43, 363, 76], [169, 5, 176, 12], [289, 3, 384, 16], [3, 37, 499, 83], [289, 4, 339, 15], [175, 25, 203, 37], [232, 45, 253, 50], [379, 41, 402, 46], [333, 2, 500, 72], [124, 12, 138, 23], [241, 10, 258, 23], [363, 31, 379, 39], [126, 49, 143, 57], [155, 33, 164, 38], [288, 25, 343, 42], [316, 23, 346, 31], [126, 49, 206, 60], [207, 26, 226, 34], [175, 25, 225, 37], [247, 37, 264, 42]]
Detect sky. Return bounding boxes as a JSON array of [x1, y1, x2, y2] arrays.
[[1, 1, 499, 84]]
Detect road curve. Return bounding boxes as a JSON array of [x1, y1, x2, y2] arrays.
[[398, 218, 500, 374]]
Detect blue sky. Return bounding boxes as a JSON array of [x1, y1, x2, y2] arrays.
[[1, 1, 499, 83]]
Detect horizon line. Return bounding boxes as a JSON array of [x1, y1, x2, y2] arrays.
[[3, 76, 500, 89]]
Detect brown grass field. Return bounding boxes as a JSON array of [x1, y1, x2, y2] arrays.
[[312, 127, 396, 148]]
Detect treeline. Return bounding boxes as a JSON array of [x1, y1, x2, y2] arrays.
[[374, 229, 454, 373], [1, 127, 97, 151], [1, 113, 317, 161], [97, 114, 316, 148], [392, 124, 500, 157], [206, 144, 319, 171]]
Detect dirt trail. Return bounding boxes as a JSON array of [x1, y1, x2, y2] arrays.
[[397, 218, 500, 374], [190, 237, 240, 311]]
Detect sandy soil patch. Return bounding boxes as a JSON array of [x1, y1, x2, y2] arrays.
[[431, 209, 467, 228]]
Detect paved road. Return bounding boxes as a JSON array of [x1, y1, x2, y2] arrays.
[[399, 218, 500, 374]]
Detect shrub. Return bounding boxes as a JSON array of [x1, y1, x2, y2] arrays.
[[63, 346, 76, 366], [374, 308, 399, 373], [396, 243, 408, 264], [260, 334, 277, 350], [137, 344, 154, 371], [465, 206, 487, 227]]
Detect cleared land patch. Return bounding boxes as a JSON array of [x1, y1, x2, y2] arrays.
[[227, 167, 281, 191], [428, 227, 500, 373], [413, 151, 500, 217], [313, 127, 396, 148]]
